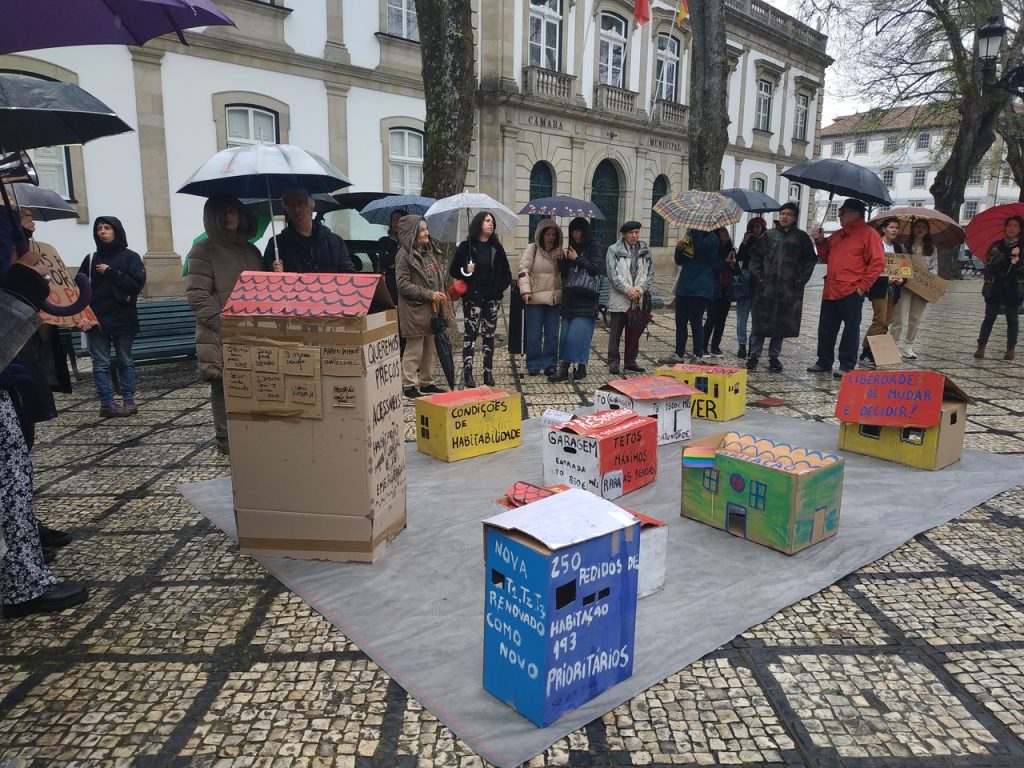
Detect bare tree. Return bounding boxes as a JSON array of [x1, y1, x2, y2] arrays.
[[415, 0, 476, 199], [688, 0, 730, 191]]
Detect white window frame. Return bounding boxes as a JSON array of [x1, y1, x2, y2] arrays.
[[793, 94, 808, 141], [754, 79, 773, 132], [855, 137, 868, 154], [967, 167, 983, 185], [912, 167, 927, 188], [655, 33, 680, 103], [225, 105, 278, 147], [388, 127, 424, 195], [528, 0, 562, 70], [386, 0, 419, 41], [750, 176, 767, 194], [962, 200, 979, 220], [884, 135, 900, 153], [825, 202, 838, 221], [788, 183, 802, 204], [881, 169, 894, 188], [28, 146, 72, 200], [598, 12, 627, 89], [916, 132, 930, 150], [831, 139, 845, 157], [909, 200, 925, 207]]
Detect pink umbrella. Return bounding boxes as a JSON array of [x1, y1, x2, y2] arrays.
[[867, 206, 965, 252], [965, 203, 1024, 262]]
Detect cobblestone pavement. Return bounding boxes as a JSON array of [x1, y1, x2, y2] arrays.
[[2, 267, 1023, 767]]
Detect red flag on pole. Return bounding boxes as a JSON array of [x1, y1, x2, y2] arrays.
[[633, 0, 651, 25]]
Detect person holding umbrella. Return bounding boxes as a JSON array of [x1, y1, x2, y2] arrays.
[[396, 216, 449, 397], [78, 217, 147, 417], [186, 198, 263, 455], [262, 189, 356, 274], [549, 217, 604, 382], [974, 215, 1024, 361], [662, 229, 723, 365], [449, 211, 512, 388], [808, 199, 885, 377], [734, 217, 766, 359]]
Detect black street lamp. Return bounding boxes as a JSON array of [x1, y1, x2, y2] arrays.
[[978, 16, 1024, 97]]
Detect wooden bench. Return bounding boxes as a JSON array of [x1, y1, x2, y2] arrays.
[[61, 297, 197, 379]]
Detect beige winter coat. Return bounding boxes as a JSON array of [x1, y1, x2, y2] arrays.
[[396, 215, 452, 337], [185, 198, 263, 381], [517, 219, 563, 306]]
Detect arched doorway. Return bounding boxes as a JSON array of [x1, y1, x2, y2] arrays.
[[528, 162, 554, 241], [651, 175, 669, 247], [590, 160, 620, 247]]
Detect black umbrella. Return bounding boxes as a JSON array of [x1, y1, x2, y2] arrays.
[[720, 187, 783, 213], [240, 192, 340, 216], [333, 191, 392, 211], [431, 303, 456, 389], [781, 158, 893, 207], [0, 75, 134, 151], [6, 183, 78, 221], [519, 195, 606, 219]]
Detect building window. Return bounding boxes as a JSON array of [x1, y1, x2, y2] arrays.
[[826, 202, 838, 220], [793, 94, 808, 141], [909, 200, 925, 207], [962, 201, 979, 220], [387, 0, 419, 41], [878, 204, 891, 212], [226, 105, 279, 146], [881, 168, 894, 188], [754, 79, 773, 132], [29, 146, 72, 200], [598, 12, 627, 88], [528, 0, 561, 70], [655, 34, 680, 102], [917, 132, 930, 150], [912, 167, 928, 187], [831, 139, 845, 157], [968, 166, 983, 185], [388, 128, 424, 194], [884, 135, 900, 153], [651, 175, 669, 247], [788, 183, 801, 204], [1002, 167, 1014, 184], [855, 137, 868, 154], [750, 176, 766, 194]]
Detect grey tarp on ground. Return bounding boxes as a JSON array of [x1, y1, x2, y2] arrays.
[[180, 411, 1024, 768]]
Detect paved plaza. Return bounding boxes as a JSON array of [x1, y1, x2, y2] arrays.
[[2, 267, 1023, 767]]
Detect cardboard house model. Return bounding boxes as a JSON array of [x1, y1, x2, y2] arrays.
[[593, 375, 699, 444], [220, 271, 406, 563], [681, 432, 845, 555], [415, 386, 522, 461], [482, 488, 640, 727], [835, 370, 973, 470], [653, 363, 747, 421]]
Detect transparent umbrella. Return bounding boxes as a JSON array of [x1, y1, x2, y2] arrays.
[[424, 192, 518, 243]]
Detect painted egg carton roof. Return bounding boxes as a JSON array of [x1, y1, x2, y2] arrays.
[[718, 431, 840, 473], [222, 271, 379, 318]]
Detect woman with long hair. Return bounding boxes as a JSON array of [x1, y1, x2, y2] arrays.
[[889, 219, 936, 360], [549, 217, 604, 382], [449, 211, 512, 387], [974, 215, 1024, 360]]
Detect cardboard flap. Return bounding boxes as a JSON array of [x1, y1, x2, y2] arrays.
[[656, 363, 741, 375], [603, 375, 700, 400], [557, 408, 641, 436], [835, 369, 947, 428], [421, 385, 508, 406], [483, 489, 637, 549], [222, 271, 387, 319], [626, 509, 667, 529], [942, 377, 974, 405]]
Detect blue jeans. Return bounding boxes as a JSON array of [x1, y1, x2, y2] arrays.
[[524, 304, 560, 372], [748, 335, 783, 359], [735, 299, 751, 346], [559, 316, 596, 365], [815, 292, 864, 371], [87, 328, 137, 406]]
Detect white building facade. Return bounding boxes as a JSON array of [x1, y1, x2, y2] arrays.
[[1, 0, 828, 295]]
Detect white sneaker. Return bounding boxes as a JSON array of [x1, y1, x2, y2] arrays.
[[901, 345, 917, 360]]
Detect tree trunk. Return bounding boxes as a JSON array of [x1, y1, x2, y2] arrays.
[[998, 107, 1024, 202], [687, 0, 729, 191], [415, 0, 476, 200]]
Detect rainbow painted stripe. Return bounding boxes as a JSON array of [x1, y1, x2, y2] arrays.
[[682, 446, 716, 468]]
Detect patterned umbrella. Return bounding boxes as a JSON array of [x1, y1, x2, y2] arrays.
[[965, 202, 1024, 262], [867, 206, 965, 252], [360, 194, 436, 225], [519, 195, 605, 219], [653, 190, 743, 231]]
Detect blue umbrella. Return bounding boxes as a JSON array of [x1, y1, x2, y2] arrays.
[[360, 194, 436, 225], [720, 188, 783, 214], [519, 195, 605, 219]]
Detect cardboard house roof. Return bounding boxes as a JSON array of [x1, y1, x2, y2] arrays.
[[835, 370, 973, 428], [419, 386, 510, 406], [222, 271, 394, 319], [556, 408, 651, 438], [658, 363, 743, 375], [602, 375, 701, 400], [484, 489, 637, 550]]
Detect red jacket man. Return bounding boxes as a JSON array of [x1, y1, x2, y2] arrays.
[[808, 198, 885, 377]]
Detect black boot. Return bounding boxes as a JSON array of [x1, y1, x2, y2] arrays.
[[483, 371, 495, 387], [463, 367, 476, 389], [547, 362, 570, 382], [573, 364, 587, 381]]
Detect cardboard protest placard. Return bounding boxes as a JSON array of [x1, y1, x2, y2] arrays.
[[882, 252, 913, 278], [834, 369, 946, 428], [905, 264, 949, 303], [32, 241, 98, 329], [865, 333, 902, 367]]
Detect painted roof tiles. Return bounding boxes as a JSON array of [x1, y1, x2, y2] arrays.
[[222, 271, 380, 318]]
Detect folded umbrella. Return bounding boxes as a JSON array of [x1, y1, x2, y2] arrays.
[[965, 202, 1024, 262], [719, 187, 782, 214], [867, 206, 965, 252], [360, 194, 437, 225], [653, 190, 743, 232], [782, 158, 893, 207], [519, 195, 605, 219], [431, 302, 456, 390], [6, 183, 78, 221], [424, 192, 518, 243]]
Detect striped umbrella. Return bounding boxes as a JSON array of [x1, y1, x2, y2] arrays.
[[653, 190, 743, 231]]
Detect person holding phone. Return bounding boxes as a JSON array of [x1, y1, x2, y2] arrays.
[[974, 215, 1024, 360]]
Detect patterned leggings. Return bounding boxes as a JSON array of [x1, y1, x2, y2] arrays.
[[0, 391, 56, 605], [462, 298, 500, 376]]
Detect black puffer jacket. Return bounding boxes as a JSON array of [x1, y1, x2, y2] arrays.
[[449, 236, 512, 302], [262, 221, 356, 274], [78, 216, 147, 335]]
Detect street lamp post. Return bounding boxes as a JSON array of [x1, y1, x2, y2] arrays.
[[978, 16, 1024, 96]]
